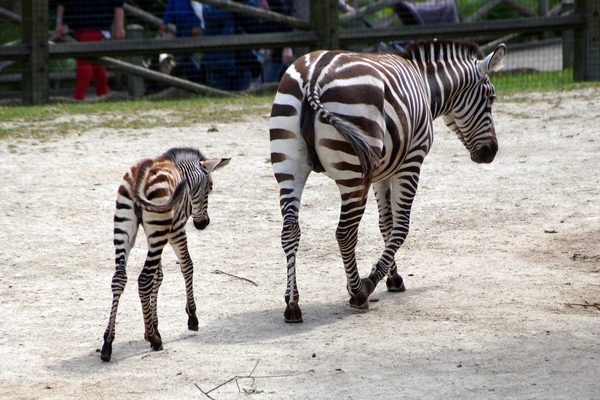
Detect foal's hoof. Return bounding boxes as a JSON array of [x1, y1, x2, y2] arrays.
[[188, 315, 199, 331], [100, 343, 112, 362], [386, 273, 406, 292], [349, 278, 375, 310], [284, 301, 303, 323]]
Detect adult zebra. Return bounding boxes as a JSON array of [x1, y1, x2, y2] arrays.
[[269, 39, 506, 322]]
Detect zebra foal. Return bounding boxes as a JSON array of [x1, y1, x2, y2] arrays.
[[270, 39, 506, 322], [100, 147, 229, 362]]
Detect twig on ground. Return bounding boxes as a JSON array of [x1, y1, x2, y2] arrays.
[[564, 301, 600, 310], [195, 359, 261, 398], [194, 359, 302, 398], [212, 269, 257, 286]]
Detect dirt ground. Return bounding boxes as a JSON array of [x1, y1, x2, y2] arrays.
[[0, 87, 599, 399]]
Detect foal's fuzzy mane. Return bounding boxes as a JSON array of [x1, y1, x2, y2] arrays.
[[162, 147, 206, 165], [402, 39, 485, 62]]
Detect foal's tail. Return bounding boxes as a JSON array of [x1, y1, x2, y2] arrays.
[[131, 159, 188, 213]]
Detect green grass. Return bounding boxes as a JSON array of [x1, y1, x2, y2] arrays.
[[491, 69, 600, 95], [0, 95, 274, 140], [0, 73, 598, 140]]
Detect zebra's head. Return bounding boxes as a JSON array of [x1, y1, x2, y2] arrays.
[[442, 43, 506, 164], [190, 158, 230, 230]]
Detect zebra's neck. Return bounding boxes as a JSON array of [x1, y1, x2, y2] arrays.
[[403, 40, 484, 119]]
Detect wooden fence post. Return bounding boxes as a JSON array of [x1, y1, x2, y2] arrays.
[[310, 0, 339, 50], [574, 0, 600, 81], [562, 0, 575, 69], [21, 0, 49, 105], [126, 24, 145, 97]]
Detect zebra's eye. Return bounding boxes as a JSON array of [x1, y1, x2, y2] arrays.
[[489, 95, 496, 105]]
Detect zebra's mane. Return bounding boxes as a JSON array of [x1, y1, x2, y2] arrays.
[[162, 147, 206, 165], [402, 39, 485, 63]]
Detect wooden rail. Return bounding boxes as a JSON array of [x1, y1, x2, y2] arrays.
[[1, 0, 598, 105]]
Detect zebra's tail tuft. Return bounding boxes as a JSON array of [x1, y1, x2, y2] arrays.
[[132, 159, 188, 213], [307, 89, 381, 192]]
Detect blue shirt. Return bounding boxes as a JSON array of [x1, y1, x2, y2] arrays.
[[163, 0, 201, 38]]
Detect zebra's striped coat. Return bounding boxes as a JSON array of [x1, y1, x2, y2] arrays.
[[100, 148, 229, 362], [270, 39, 505, 322]]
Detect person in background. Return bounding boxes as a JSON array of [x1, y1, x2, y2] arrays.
[[339, 0, 355, 13], [159, 0, 202, 82], [255, 0, 294, 85], [201, 0, 261, 91], [55, 0, 125, 101]]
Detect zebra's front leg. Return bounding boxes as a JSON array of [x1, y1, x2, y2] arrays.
[[371, 180, 405, 292], [336, 193, 374, 309], [169, 231, 199, 331]]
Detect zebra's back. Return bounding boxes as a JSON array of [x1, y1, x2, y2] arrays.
[[271, 50, 432, 186]]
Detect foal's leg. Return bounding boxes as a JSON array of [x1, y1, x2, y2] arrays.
[[101, 182, 139, 362], [169, 228, 199, 331], [138, 212, 171, 351]]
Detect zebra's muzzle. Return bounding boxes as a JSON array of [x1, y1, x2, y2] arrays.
[[471, 140, 498, 164], [193, 216, 210, 230]]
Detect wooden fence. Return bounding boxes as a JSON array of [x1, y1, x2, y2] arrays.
[[1, 0, 598, 105]]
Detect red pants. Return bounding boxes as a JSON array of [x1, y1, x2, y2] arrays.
[[73, 30, 109, 100]]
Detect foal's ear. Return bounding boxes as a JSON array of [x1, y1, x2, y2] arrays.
[[202, 157, 231, 172], [479, 43, 507, 76]]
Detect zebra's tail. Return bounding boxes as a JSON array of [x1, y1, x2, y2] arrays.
[[306, 88, 381, 192], [131, 159, 188, 213]]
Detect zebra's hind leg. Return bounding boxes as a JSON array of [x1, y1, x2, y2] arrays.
[[169, 230, 199, 331], [371, 180, 405, 293], [149, 261, 164, 342], [274, 163, 311, 323], [282, 215, 303, 323], [139, 259, 164, 351], [101, 190, 139, 362], [101, 259, 128, 362], [271, 120, 312, 323], [335, 191, 374, 310]]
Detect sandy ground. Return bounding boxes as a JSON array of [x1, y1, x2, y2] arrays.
[[0, 87, 599, 399]]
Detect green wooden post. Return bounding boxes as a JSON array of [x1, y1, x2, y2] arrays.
[[21, 0, 49, 105], [310, 0, 339, 50], [126, 24, 145, 97], [574, 0, 600, 81]]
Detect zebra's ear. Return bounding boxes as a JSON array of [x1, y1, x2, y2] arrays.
[[479, 43, 507, 76], [202, 157, 231, 172]]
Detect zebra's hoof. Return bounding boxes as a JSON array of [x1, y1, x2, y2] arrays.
[[284, 301, 303, 323], [100, 343, 112, 362], [188, 315, 199, 331], [146, 334, 163, 351], [349, 278, 375, 309], [386, 273, 406, 292]]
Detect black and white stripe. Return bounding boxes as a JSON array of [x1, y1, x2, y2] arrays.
[[270, 39, 506, 322], [101, 147, 229, 362]]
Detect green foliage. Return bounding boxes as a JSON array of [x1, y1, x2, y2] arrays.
[[0, 21, 21, 45]]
